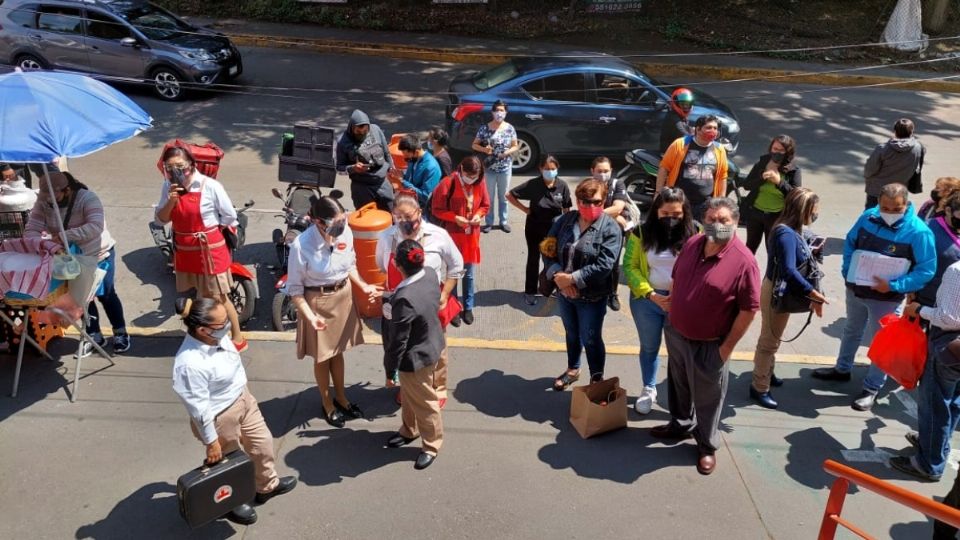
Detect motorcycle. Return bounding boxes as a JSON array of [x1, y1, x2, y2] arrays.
[[148, 200, 260, 324], [270, 184, 340, 332], [615, 138, 747, 220]]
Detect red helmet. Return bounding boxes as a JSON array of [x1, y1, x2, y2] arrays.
[[670, 88, 694, 118]]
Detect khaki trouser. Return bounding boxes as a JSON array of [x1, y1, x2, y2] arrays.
[[190, 387, 279, 493], [434, 346, 449, 400], [752, 278, 791, 393], [398, 364, 444, 456]]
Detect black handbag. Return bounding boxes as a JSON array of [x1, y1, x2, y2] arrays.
[[221, 226, 239, 251], [538, 269, 557, 297], [771, 228, 824, 342], [177, 449, 255, 528], [907, 148, 925, 194]]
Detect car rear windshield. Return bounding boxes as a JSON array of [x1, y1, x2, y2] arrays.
[[114, 3, 191, 40], [472, 61, 518, 90]]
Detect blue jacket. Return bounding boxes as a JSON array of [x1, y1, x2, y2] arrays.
[[402, 152, 442, 209], [842, 203, 936, 301], [767, 224, 815, 294], [543, 211, 622, 300]]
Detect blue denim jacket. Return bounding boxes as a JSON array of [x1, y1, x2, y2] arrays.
[[543, 211, 622, 300]]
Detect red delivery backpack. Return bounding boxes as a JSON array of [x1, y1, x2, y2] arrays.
[[157, 140, 224, 179]]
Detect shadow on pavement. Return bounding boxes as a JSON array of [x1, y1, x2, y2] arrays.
[[259, 384, 400, 439], [0, 352, 69, 422], [74, 481, 236, 539], [890, 520, 932, 539], [473, 288, 557, 318], [283, 428, 416, 486], [121, 246, 178, 329], [453, 369, 569, 425]]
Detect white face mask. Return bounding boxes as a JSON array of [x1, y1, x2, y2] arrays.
[[493, 111, 506, 122], [593, 171, 612, 183], [879, 211, 904, 226], [461, 174, 479, 185]]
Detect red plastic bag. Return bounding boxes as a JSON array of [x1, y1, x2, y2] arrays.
[[867, 314, 927, 390], [155, 140, 224, 179]]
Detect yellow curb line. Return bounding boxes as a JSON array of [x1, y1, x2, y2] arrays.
[[227, 33, 960, 94], [64, 326, 850, 366]]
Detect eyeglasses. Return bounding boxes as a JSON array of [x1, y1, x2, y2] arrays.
[[164, 164, 190, 173], [578, 198, 604, 207]]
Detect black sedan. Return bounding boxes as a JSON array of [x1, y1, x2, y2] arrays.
[[445, 54, 741, 172]]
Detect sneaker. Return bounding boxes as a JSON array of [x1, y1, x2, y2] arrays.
[[501, 223, 512, 233], [449, 313, 462, 328], [634, 387, 657, 415], [481, 225, 492, 234], [75, 333, 106, 359], [461, 310, 474, 325], [607, 295, 621, 311], [905, 431, 919, 449], [890, 455, 941, 482], [852, 390, 877, 412], [523, 293, 538, 306], [113, 333, 131, 354]]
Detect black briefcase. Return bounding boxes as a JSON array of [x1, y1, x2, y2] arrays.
[[177, 450, 256, 528]]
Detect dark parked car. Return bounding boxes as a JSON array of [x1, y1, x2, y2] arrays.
[[0, 0, 242, 100], [446, 54, 741, 172]]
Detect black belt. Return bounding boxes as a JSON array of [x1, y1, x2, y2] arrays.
[[305, 279, 348, 294]]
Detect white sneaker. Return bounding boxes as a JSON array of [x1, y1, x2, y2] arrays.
[[634, 387, 657, 415]]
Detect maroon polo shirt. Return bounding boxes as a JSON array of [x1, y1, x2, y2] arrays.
[[669, 233, 761, 341]]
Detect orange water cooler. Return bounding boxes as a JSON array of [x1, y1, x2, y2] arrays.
[[387, 133, 407, 191], [349, 202, 392, 318]]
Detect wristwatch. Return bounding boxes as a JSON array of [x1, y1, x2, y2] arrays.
[[645, 291, 654, 300]]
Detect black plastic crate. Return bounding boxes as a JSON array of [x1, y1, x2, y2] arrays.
[[279, 155, 337, 187], [292, 142, 335, 165], [294, 122, 336, 146]]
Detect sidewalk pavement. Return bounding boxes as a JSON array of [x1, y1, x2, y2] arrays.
[[0, 336, 948, 539], [194, 17, 960, 93]]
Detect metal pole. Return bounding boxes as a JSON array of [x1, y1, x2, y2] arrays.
[[40, 162, 71, 249]]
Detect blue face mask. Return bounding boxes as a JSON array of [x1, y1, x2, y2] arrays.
[[542, 169, 558, 181], [207, 320, 232, 341]]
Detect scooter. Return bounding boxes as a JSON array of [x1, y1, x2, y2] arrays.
[[614, 138, 746, 219], [270, 184, 340, 332], [148, 200, 259, 324]]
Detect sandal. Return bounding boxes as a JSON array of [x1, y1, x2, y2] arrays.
[[335, 400, 365, 419], [553, 370, 580, 392]]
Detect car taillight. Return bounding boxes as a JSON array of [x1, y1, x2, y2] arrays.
[[452, 103, 484, 122]]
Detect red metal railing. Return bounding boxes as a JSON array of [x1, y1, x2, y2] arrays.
[[819, 459, 960, 539]]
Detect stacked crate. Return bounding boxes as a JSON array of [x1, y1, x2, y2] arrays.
[[278, 122, 337, 187]]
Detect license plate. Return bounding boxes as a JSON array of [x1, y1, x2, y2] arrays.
[[228, 65, 238, 76]]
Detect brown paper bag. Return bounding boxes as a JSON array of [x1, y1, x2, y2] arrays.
[[569, 377, 627, 439]]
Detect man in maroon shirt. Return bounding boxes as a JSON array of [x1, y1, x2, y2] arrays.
[[650, 197, 761, 475]]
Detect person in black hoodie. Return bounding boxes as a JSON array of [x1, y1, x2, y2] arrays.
[[336, 109, 395, 211], [742, 135, 802, 254], [383, 239, 445, 470]]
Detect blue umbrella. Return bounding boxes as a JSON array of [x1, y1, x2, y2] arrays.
[[0, 69, 152, 163]]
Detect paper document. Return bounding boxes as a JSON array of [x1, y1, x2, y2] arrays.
[[847, 250, 910, 286]]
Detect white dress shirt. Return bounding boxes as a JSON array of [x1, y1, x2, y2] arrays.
[[172, 334, 247, 445], [376, 221, 464, 284], [155, 171, 238, 228], [286, 223, 357, 297], [920, 260, 960, 331]]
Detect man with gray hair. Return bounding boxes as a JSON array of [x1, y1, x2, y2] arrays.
[[864, 118, 924, 209], [650, 197, 760, 475], [812, 183, 936, 411]]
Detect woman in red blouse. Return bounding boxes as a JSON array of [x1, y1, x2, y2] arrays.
[[431, 156, 490, 325]]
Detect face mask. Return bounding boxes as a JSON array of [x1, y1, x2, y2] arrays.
[[810, 212, 819, 224], [700, 131, 718, 143], [493, 111, 506, 122], [461, 174, 479, 185], [325, 220, 346, 238], [704, 222, 735, 243], [879, 211, 904, 226], [398, 219, 419, 237], [170, 167, 187, 186], [207, 320, 232, 341], [426, 141, 434, 151], [931, 189, 942, 203], [659, 216, 682, 230], [578, 204, 604, 221], [770, 152, 785, 164], [405, 154, 420, 164], [593, 171, 611, 183], [542, 169, 558, 181]]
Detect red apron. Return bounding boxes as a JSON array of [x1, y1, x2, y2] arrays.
[[170, 180, 231, 275], [385, 253, 461, 328]]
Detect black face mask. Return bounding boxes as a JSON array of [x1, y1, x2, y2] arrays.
[[770, 152, 785, 164], [325, 221, 346, 238], [405, 154, 420, 163], [659, 216, 681, 230], [398, 220, 419, 237], [931, 189, 942, 203]]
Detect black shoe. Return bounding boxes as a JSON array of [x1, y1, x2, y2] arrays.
[[906, 431, 919, 449], [890, 455, 941, 482], [414, 452, 436, 470], [749, 386, 779, 409], [387, 432, 418, 448], [650, 423, 693, 440], [461, 310, 474, 325], [481, 225, 492, 234], [323, 407, 346, 428], [255, 476, 297, 504], [770, 372, 784, 387], [851, 390, 877, 412], [449, 313, 462, 327], [225, 503, 258, 525], [607, 295, 621, 311], [335, 400, 365, 419], [501, 223, 511, 233], [811, 367, 851, 382]]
